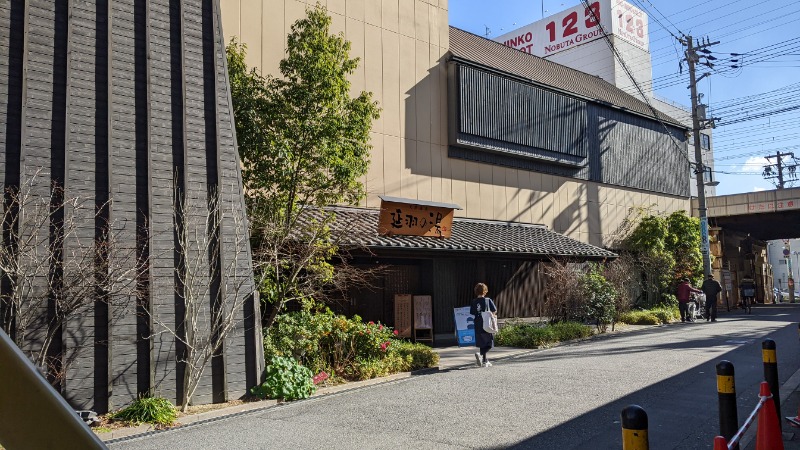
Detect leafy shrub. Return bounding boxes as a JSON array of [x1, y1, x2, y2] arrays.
[[581, 265, 617, 332], [549, 321, 594, 341], [649, 306, 679, 324], [658, 294, 678, 309], [264, 309, 395, 377], [264, 310, 424, 382], [389, 340, 440, 370], [346, 353, 411, 380], [496, 323, 551, 348], [496, 321, 593, 348], [618, 310, 661, 325], [251, 356, 316, 401], [617, 306, 678, 325], [110, 396, 177, 426]]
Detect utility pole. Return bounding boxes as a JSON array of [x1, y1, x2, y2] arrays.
[[763, 151, 798, 189], [682, 35, 719, 279]]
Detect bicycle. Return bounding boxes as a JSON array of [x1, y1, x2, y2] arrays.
[[741, 292, 754, 314], [740, 283, 756, 315]]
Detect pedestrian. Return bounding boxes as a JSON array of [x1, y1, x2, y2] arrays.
[[470, 283, 497, 367], [677, 277, 703, 323], [701, 274, 723, 322]]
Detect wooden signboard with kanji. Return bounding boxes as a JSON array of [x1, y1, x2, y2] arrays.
[[378, 200, 454, 238], [394, 294, 412, 338]]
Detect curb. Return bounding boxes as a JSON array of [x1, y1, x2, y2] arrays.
[[100, 367, 438, 444]]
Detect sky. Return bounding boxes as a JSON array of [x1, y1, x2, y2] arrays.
[[448, 0, 800, 195]]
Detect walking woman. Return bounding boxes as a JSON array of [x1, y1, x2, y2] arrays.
[[470, 283, 497, 367]]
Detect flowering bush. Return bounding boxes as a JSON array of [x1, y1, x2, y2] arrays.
[[263, 309, 437, 382]]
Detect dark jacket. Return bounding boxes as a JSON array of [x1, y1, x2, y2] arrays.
[[470, 297, 497, 348], [701, 278, 722, 299]]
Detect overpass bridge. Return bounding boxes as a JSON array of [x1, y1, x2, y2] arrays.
[[691, 187, 800, 306]]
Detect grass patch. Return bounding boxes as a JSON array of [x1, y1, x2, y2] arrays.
[[110, 396, 177, 427], [92, 426, 113, 434], [495, 321, 593, 349]]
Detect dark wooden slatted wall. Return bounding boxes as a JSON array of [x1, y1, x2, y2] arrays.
[[0, 0, 260, 411]]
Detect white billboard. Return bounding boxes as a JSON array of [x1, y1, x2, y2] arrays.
[[495, 0, 648, 57]]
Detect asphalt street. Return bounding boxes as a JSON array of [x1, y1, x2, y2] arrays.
[[109, 303, 800, 450]]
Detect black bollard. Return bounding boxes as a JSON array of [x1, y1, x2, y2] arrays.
[[762, 339, 782, 431], [621, 405, 648, 450], [716, 360, 739, 450]]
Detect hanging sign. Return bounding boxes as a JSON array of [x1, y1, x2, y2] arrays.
[[378, 199, 455, 238], [453, 306, 475, 346]]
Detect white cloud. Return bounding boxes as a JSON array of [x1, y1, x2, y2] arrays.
[[753, 186, 767, 192], [740, 157, 766, 173]]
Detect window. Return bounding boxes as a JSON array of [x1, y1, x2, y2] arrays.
[[701, 134, 711, 150]]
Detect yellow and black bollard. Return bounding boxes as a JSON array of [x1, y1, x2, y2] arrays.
[[717, 360, 739, 450], [621, 405, 648, 450], [763, 339, 782, 430]]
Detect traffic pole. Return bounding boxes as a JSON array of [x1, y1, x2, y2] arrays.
[[717, 360, 739, 450], [621, 405, 648, 450], [713, 436, 727, 450], [763, 339, 782, 430]]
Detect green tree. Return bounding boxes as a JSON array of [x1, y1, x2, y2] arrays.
[[227, 4, 380, 327], [622, 210, 703, 307], [665, 211, 702, 283]]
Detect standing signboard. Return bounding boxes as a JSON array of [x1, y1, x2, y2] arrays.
[[453, 306, 475, 346], [394, 295, 412, 338], [413, 295, 433, 343]]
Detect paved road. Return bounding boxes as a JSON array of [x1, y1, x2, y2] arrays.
[[110, 304, 800, 450]]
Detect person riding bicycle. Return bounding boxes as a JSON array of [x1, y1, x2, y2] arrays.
[[739, 276, 756, 314]]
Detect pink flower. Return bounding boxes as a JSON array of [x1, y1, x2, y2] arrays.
[[379, 324, 383, 330], [393, 330, 399, 336], [312, 371, 329, 385], [368, 321, 375, 325]]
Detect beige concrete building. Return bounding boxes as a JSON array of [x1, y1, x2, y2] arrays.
[[219, 0, 690, 248]]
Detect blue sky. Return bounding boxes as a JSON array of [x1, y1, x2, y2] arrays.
[[448, 0, 800, 195]]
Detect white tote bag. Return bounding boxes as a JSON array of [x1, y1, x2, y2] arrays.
[[481, 299, 498, 334]]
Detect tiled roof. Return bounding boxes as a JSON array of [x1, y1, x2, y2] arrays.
[[449, 27, 685, 129], [314, 207, 616, 259]]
